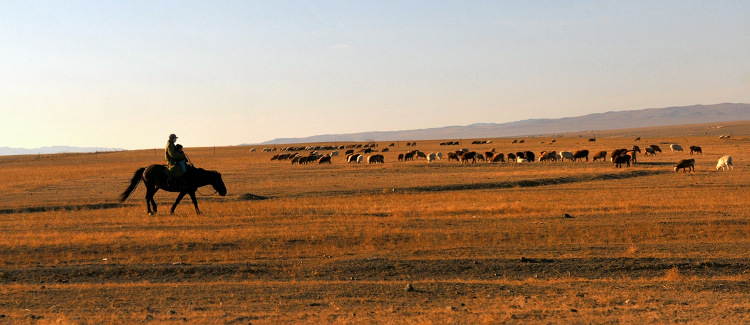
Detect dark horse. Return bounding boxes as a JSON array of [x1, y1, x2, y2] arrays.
[[119, 164, 227, 215]]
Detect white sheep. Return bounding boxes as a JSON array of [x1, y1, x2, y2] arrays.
[[716, 155, 733, 171]]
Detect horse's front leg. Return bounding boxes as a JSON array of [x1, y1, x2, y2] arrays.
[[188, 192, 202, 214], [171, 192, 187, 214]]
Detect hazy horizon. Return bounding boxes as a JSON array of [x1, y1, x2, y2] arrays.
[[3, 2, 749, 150]]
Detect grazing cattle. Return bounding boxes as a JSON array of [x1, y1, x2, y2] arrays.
[[318, 155, 332, 164], [345, 149, 354, 155], [588, 138, 596, 142], [557, 151, 574, 162], [491, 152, 505, 163], [644, 148, 656, 156], [551, 139, 556, 143], [716, 155, 733, 171], [516, 156, 529, 163], [635, 137, 641, 141], [649, 145, 662, 153], [512, 139, 518, 144], [330, 151, 339, 156], [427, 152, 441, 163], [573, 150, 589, 162], [356, 155, 364, 163], [398, 153, 404, 161], [674, 158, 695, 173], [689, 146, 702, 155], [347, 154, 362, 163], [610, 149, 628, 162], [524, 151, 536, 162], [460, 151, 477, 164], [507, 153, 517, 161], [447, 152, 459, 161], [592, 151, 607, 162], [613, 154, 631, 168], [632, 145, 641, 153], [367, 154, 384, 164], [519, 140, 525, 144], [476, 153, 485, 162], [485, 151, 495, 159], [416, 151, 427, 159], [539, 151, 557, 162], [381, 148, 389, 152], [670, 144, 683, 153], [403, 152, 416, 161]]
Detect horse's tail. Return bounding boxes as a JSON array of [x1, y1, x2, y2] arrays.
[[119, 167, 146, 202]]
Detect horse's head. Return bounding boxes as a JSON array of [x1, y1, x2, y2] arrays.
[[211, 171, 227, 196]]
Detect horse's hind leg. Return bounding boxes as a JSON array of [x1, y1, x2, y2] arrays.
[[146, 188, 158, 215], [188, 192, 202, 214]]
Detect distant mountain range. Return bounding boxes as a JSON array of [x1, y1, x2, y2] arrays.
[[0, 146, 124, 157], [258, 103, 750, 145], [4, 103, 749, 155]]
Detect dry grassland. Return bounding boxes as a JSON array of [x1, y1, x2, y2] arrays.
[[1, 121, 750, 323]]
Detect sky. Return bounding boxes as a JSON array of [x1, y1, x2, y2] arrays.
[[2, 1, 749, 150]]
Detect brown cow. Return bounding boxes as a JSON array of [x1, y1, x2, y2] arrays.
[[490, 152, 505, 163], [610, 148, 628, 162], [592, 150, 607, 162], [674, 159, 695, 173], [613, 154, 631, 168], [689, 146, 702, 155], [460, 151, 477, 164]]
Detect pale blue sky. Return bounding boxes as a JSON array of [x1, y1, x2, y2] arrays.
[[2, 1, 749, 149]]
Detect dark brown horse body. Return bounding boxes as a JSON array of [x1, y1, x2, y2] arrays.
[[119, 164, 227, 215]]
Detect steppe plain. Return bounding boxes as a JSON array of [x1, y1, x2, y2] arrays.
[[1, 121, 750, 324]]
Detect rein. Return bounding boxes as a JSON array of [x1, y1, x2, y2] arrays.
[[196, 187, 218, 196]]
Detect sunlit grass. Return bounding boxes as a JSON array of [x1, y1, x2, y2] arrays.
[[1, 132, 750, 322]]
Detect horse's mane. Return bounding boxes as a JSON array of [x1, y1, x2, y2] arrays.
[[186, 165, 219, 176]]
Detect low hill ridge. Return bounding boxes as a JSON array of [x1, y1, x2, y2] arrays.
[[258, 103, 750, 144]]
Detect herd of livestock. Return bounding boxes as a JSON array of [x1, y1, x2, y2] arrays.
[[263, 141, 734, 173]]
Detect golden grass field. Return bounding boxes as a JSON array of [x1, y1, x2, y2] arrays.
[[1, 121, 750, 324]]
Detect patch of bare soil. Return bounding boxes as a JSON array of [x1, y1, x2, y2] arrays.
[[1, 257, 748, 285]]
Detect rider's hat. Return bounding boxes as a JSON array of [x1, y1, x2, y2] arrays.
[[169, 134, 178, 139]]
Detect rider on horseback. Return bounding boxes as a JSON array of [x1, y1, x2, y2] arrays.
[[165, 134, 189, 189]]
